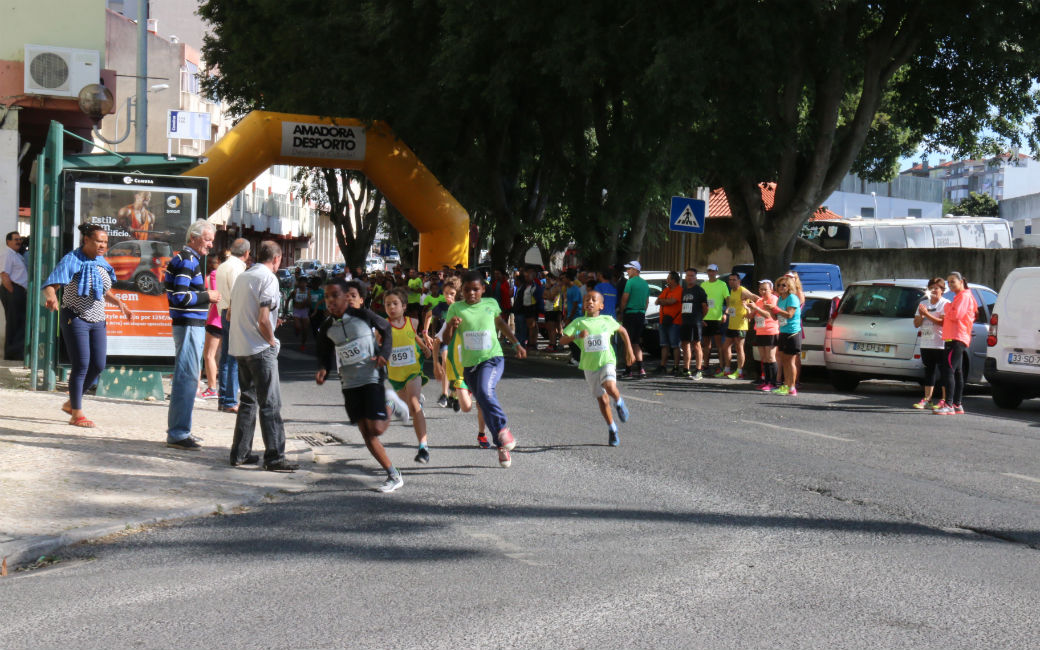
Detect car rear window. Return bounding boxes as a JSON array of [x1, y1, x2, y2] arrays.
[[801, 298, 832, 326], [838, 285, 924, 318]]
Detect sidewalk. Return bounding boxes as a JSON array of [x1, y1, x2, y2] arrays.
[[0, 364, 316, 571]]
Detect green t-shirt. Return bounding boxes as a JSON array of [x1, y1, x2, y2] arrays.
[[702, 279, 730, 321], [407, 278, 423, 304], [563, 315, 621, 370], [446, 298, 503, 367], [425, 294, 445, 309], [623, 276, 650, 313]]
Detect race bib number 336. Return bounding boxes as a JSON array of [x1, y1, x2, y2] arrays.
[[336, 340, 365, 366]]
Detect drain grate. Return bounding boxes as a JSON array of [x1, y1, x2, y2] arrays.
[[296, 433, 344, 448]]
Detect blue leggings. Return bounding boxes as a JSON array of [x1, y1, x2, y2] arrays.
[[60, 309, 107, 410], [464, 356, 508, 443]]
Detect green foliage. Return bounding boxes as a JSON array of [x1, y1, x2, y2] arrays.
[[198, 1, 1040, 276], [951, 192, 1000, 217]]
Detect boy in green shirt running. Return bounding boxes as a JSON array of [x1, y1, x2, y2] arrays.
[[560, 290, 636, 446]]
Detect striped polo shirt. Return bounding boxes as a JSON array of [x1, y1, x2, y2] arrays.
[[164, 246, 212, 326]]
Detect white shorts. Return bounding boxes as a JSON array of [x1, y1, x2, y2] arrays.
[[584, 364, 617, 397]]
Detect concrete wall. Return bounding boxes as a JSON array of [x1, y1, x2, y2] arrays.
[[1002, 160, 1040, 200], [793, 240, 1040, 291], [0, 0, 107, 63], [823, 191, 942, 219], [0, 109, 19, 236]]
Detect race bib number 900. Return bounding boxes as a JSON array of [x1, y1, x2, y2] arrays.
[[463, 330, 492, 351], [584, 333, 607, 353], [336, 340, 365, 366], [390, 345, 416, 367]]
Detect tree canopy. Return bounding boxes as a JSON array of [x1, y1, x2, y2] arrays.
[[199, 0, 1040, 276]]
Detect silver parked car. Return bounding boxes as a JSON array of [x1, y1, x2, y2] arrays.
[[824, 279, 997, 392]]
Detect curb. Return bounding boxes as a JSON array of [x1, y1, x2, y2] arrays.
[[1, 437, 316, 573]]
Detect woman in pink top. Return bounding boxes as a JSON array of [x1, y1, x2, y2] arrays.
[[935, 271, 977, 415], [200, 253, 223, 400], [746, 279, 780, 391]]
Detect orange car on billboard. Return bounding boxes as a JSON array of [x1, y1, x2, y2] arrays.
[[105, 240, 173, 295]]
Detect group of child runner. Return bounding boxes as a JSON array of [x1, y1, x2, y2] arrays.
[[309, 267, 642, 493]]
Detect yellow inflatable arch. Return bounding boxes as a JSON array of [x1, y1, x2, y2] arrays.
[[181, 111, 468, 270]]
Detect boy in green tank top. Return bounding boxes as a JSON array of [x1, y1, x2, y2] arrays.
[[560, 290, 636, 446]]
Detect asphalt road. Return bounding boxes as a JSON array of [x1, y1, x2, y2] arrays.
[[2, 344, 1039, 649]]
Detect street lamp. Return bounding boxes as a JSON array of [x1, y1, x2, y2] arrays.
[[78, 82, 169, 148], [870, 190, 878, 218]]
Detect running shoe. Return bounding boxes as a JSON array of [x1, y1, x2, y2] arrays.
[[771, 385, 790, 395], [693, 371, 703, 381], [654, 365, 668, 375], [953, 404, 965, 415], [497, 428, 517, 451], [616, 399, 630, 423], [197, 387, 218, 400], [759, 383, 775, 392], [788, 386, 798, 396], [498, 448, 512, 468], [931, 400, 947, 412], [377, 474, 404, 493], [608, 428, 620, 446], [934, 405, 955, 415], [415, 447, 430, 464], [477, 432, 491, 449], [568, 358, 581, 367], [672, 366, 682, 377], [681, 369, 693, 379], [437, 394, 449, 408], [713, 368, 729, 378], [387, 400, 411, 425], [637, 369, 647, 379], [726, 370, 741, 380]]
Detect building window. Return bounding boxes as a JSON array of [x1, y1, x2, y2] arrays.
[[181, 61, 200, 95], [861, 207, 875, 219], [907, 208, 922, 219]]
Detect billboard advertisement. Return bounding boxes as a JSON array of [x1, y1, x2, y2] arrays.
[[62, 170, 209, 359]]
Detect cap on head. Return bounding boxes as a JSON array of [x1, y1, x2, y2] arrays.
[[707, 263, 719, 272], [623, 261, 641, 272]]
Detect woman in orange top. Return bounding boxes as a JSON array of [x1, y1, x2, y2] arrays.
[[654, 271, 684, 374], [935, 271, 977, 415]]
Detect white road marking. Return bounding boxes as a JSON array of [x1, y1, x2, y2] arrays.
[[740, 419, 853, 442], [531, 378, 554, 383], [624, 395, 663, 405], [1001, 472, 1040, 485]]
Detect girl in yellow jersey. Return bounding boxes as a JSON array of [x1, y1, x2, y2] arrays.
[[716, 272, 758, 379], [384, 289, 433, 463]]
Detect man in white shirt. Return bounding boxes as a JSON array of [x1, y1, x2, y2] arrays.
[[228, 240, 296, 471], [1, 232, 28, 360], [214, 238, 249, 413]]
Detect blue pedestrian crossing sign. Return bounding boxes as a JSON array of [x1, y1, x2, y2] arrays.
[[669, 196, 706, 234]]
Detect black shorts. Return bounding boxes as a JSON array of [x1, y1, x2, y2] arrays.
[[725, 329, 746, 340], [777, 332, 802, 356], [342, 384, 388, 423], [680, 319, 702, 343], [755, 333, 778, 347], [521, 305, 539, 319], [702, 320, 723, 338], [622, 311, 645, 343], [205, 324, 222, 337], [545, 310, 562, 323]]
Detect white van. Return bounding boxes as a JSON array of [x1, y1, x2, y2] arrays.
[[984, 267, 1040, 409]]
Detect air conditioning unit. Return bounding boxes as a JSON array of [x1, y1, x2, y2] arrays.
[[23, 44, 100, 98]]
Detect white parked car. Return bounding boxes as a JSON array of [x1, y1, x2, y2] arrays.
[[365, 256, 385, 273], [984, 267, 1040, 409], [824, 279, 997, 392]]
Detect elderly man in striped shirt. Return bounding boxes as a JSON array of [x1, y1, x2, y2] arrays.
[[164, 220, 220, 450]]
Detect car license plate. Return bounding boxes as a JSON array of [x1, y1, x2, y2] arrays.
[[1008, 352, 1040, 366], [852, 342, 892, 354]]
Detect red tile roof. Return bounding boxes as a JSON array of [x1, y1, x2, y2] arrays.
[[708, 183, 841, 221]]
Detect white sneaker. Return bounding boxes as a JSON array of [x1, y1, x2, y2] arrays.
[[377, 473, 404, 493]]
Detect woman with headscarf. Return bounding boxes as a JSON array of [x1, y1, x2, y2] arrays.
[[42, 223, 133, 427]]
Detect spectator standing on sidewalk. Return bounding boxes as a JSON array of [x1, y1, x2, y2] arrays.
[[215, 238, 249, 413], [1, 231, 28, 360], [619, 261, 649, 379], [164, 220, 219, 451], [41, 223, 133, 427], [227, 241, 297, 471]]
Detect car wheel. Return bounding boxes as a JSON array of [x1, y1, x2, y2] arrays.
[[991, 385, 1023, 410], [135, 272, 160, 295], [829, 370, 860, 393]]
